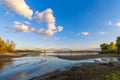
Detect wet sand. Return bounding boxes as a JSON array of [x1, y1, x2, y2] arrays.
[[55, 54, 120, 60], [32, 62, 120, 80]]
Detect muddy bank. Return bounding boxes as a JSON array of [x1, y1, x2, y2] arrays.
[[32, 62, 120, 80], [55, 54, 120, 60], [0, 53, 27, 58]]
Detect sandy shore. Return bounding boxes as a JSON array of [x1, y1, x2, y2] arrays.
[[55, 54, 120, 60], [32, 62, 120, 80]]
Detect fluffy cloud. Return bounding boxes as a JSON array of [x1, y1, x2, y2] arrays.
[[81, 32, 89, 36], [12, 21, 55, 35], [13, 21, 34, 32], [35, 28, 45, 34], [4, 0, 33, 19], [35, 8, 56, 30], [45, 29, 55, 36], [35, 28, 55, 36], [4, 1, 63, 36], [34, 8, 63, 35]]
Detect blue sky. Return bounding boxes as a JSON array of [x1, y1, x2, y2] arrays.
[[0, 0, 120, 50]]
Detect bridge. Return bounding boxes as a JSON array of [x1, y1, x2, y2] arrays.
[[33, 48, 100, 56]]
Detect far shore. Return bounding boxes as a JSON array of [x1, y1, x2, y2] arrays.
[[1, 53, 120, 59], [55, 54, 120, 60], [0, 53, 27, 58]]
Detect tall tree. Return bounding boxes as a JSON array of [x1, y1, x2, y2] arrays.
[[0, 37, 7, 53], [100, 43, 109, 51], [116, 37, 120, 53], [109, 42, 117, 51], [0, 37, 16, 53], [6, 40, 15, 53]]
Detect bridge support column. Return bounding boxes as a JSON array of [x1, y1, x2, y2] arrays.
[[58, 51, 59, 56], [44, 50, 46, 56], [71, 51, 72, 56]]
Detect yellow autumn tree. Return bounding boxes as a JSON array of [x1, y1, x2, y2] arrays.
[[6, 40, 16, 53], [108, 42, 117, 51], [0, 37, 7, 53], [0, 37, 15, 54]]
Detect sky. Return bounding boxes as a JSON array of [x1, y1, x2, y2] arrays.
[[0, 0, 120, 50]]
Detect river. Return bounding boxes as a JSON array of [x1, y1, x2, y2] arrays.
[[0, 53, 119, 80]]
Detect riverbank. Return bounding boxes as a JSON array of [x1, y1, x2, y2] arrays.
[[0, 53, 27, 58], [55, 54, 120, 60], [32, 62, 120, 80]]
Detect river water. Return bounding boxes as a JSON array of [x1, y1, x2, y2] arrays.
[[0, 53, 119, 80]]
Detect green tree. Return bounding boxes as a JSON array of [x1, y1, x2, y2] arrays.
[[116, 37, 120, 53], [108, 42, 117, 51], [100, 43, 109, 51]]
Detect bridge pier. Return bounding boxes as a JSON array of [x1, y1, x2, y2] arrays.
[[71, 51, 72, 56], [44, 50, 46, 56], [58, 51, 60, 56]]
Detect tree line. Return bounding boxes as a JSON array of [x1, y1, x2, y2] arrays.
[[0, 37, 15, 54], [100, 36, 120, 54]]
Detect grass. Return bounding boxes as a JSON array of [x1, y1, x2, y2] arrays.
[[106, 71, 120, 80]]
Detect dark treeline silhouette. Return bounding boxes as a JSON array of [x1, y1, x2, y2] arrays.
[[0, 37, 15, 54], [16, 49, 42, 53], [100, 36, 120, 54]]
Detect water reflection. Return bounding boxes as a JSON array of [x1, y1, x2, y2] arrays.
[[0, 58, 13, 74], [0, 60, 5, 73]]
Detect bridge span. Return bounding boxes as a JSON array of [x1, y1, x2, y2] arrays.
[[33, 48, 100, 56]]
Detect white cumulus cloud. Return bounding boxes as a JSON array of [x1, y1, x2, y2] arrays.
[[4, 0, 33, 19], [35, 28, 55, 36], [45, 29, 54, 36], [4, 3, 63, 36], [12, 21, 61, 36], [34, 8, 63, 36], [13, 21, 34, 32], [35, 8, 56, 30]]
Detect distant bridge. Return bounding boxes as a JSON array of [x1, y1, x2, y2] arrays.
[[33, 48, 100, 55]]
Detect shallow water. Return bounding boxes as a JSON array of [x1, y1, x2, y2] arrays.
[[0, 53, 119, 80]]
